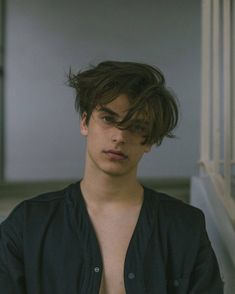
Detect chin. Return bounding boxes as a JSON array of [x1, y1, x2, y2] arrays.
[[101, 165, 134, 178], [104, 171, 127, 177], [92, 156, 136, 177]]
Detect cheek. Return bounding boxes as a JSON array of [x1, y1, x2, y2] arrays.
[[131, 148, 147, 161], [87, 126, 105, 145]]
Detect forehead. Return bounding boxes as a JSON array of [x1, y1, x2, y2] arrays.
[[96, 93, 149, 120]]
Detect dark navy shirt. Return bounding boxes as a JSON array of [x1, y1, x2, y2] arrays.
[[0, 182, 223, 293]]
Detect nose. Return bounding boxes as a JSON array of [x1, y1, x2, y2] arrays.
[[111, 128, 127, 144]]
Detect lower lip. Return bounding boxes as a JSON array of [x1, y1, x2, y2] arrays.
[[104, 151, 127, 161]]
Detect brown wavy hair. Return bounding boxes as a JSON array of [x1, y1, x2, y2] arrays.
[[68, 60, 179, 146]]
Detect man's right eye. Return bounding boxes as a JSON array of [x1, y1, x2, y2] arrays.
[[101, 116, 116, 124]]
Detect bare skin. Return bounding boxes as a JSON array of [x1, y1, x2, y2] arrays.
[[80, 94, 151, 294], [81, 180, 144, 294]]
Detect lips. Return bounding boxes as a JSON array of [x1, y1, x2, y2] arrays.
[[103, 150, 128, 160]]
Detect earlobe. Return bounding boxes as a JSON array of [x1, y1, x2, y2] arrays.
[[80, 112, 88, 136]]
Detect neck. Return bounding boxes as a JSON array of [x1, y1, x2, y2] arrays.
[[81, 168, 143, 207]]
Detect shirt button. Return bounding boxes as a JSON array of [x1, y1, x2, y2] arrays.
[[173, 279, 180, 287], [94, 267, 100, 273], [128, 272, 135, 280]]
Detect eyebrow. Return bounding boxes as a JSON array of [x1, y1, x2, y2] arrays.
[[132, 119, 148, 126], [97, 106, 119, 117]]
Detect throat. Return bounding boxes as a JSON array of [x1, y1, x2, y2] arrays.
[[80, 177, 144, 206]]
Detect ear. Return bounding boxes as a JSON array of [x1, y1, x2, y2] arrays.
[[80, 112, 88, 136]]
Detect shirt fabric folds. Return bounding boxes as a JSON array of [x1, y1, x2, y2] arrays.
[[0, 181, 223, 293]]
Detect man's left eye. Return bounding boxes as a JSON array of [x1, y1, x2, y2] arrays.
[[130, 124, 147, 134]]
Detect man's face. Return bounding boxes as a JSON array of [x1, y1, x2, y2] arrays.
[[80, 94, 152, 177]]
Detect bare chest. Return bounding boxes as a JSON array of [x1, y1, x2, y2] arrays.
[[88, 207, 141, 294]]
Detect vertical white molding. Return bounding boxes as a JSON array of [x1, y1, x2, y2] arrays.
[[200, 0, 234, 220], [223, 0, 231, 197], [212, 0, 220, 174], [201, 0, 212, 170]]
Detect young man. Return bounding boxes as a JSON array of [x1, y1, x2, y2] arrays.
[[0, 61, 223, 293]]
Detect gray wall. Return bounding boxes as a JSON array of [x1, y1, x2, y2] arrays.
[[5, 0, 201, 181]]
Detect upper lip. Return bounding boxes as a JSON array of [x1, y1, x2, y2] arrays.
[[104, 149, 128, 158]]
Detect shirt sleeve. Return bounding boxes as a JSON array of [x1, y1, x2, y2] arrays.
[[0, 205, 26, 294], [189, 212, 224, 293]]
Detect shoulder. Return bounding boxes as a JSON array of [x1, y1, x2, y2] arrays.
[[144, 185, 208, 255], [1, 182, 81, 229], [144, 185, 205, 231]]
